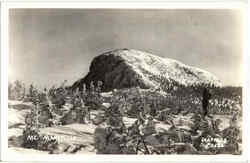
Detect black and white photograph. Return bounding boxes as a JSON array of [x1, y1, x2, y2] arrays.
[[5, 6, 246, 157]]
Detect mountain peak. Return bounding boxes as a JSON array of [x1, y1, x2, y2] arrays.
[[72, 49, 221, 91]]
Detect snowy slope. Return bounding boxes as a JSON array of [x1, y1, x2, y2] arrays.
[[110, 49, 221, 87]]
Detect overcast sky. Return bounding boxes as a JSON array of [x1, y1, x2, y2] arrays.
[[9, 9, 243, 88]]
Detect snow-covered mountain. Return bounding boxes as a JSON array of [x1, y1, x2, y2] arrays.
[[72, 49, 221, 91]]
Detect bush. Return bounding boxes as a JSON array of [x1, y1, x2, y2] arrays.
[[8, 80, 25, 100]]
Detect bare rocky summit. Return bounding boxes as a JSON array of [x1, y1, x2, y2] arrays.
[[72, 49, 221, 92]]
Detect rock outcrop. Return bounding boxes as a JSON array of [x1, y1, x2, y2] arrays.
[[72, 49, 221, 92]]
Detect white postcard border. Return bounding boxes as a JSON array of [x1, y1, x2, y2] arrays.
[[1, 1, 248, 162]]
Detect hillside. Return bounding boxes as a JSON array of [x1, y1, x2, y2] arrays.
[[72, 49, 221, 92], [8, 99, 241, 155]]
